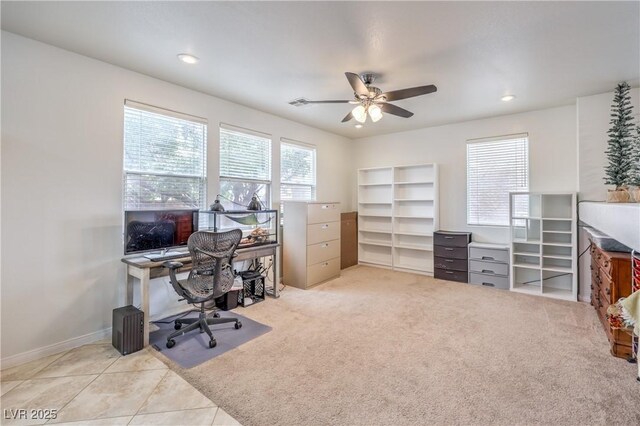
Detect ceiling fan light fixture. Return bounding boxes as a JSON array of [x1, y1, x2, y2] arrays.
[[501, 94, 516, 102], [177, 53, 199, 64], [369, 104, 383, 122], [352, 105, 367, 123], [355, 124, 363, 129]]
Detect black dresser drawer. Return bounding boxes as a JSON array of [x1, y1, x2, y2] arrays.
[[434, 256, 468, 271], [434, 231, 471, 248], [434, 245, 467, 260], [435, 268, 468, 283]]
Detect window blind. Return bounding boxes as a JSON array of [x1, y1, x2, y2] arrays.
[[280, 139, 316, 201], [467, 134, 529, 226], [219, 125, 272, 210], [123, 104, 207, 210], [219, 125, 271, 182]]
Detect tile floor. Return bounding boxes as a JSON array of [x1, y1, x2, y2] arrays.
[[0, 341, 241, 425]]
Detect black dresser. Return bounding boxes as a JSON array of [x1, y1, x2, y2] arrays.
[[434, 231, 472, 283]]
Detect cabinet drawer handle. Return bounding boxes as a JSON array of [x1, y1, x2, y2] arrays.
[[322, 262, 329, 267], [482, 269, 494, 274], [444, 236, 454, 239], [321, 205, 330, 209], [482, 282, 495, 287], [444, 259, 454, 263], [322, 243, 329, 248], [444, 248, 454, 251], [445, 271, 454, 274], [481, 256, 495, 261], [322, 224, 329, 229]]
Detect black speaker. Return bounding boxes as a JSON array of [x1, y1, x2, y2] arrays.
[[112, 305, 144, 355]]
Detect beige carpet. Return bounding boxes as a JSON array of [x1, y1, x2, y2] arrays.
[[155, 266, 639, 425]]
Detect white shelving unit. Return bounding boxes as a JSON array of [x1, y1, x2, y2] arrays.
[[509, 192, 577, 301], [357, 164, 439, 275]]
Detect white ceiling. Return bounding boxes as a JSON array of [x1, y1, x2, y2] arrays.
[[2, 1, 639, 139]]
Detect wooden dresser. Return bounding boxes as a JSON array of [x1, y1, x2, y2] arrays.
[[283, 201, 341, 289], [590, 243, 633, 359]]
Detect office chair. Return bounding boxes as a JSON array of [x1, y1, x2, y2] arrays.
[[163, 229, 243, 349]]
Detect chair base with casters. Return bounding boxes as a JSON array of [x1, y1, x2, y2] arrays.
[[165, 304, 242, 349]]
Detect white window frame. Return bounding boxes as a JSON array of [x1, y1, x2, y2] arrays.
[[280, 138, 317, 203], [122, 100, 207, 211], [466, 133, 529, 227], [219, 124, 272, 210]]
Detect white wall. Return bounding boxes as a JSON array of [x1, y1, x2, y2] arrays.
[[576, 88, 640, 302], [0, 32, 354, 364], [352, 105, 578, 243]]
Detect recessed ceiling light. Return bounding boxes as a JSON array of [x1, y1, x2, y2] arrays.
[[177, 53, 199, 64], [355, 124, 363, 129], [501, 95, 516, 102]]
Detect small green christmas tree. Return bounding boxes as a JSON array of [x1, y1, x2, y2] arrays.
[[628, 124, 640, 187], [603, 82, 634, 189]]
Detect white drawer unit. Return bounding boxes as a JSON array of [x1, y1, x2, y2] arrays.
[[283, 201, 341, 289], [468, 242, 510, 290]]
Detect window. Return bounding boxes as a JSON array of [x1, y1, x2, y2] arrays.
[[219, 125, 271, 209], [467, 134, 529, 226], [280, 139, 316, 202], [123, 101, 207, 210]]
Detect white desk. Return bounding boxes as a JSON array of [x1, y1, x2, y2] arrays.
[[121, 243, 280, 346]]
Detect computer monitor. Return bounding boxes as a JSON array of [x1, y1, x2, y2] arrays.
[[124, 209, 199, 255]]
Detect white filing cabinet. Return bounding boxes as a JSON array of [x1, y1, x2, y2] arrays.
[[283, 201, 341, 289], [468, 242, 510, 290]]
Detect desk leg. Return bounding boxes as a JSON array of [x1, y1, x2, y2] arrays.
[[273, 249, 280, 298], [140, 268, 151, 347], [126, 267, 134, 306]]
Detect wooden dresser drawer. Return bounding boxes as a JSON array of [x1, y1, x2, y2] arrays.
[[434, 256, 467, 271], [307, 203, 340, 225], [598, 270, 612, 305], [469, 272, 509, 290], [434, 232, 471, 248], [434, 245, 467, 260], [307, 222, 340, 245], [469, 259, 509, 276], [469, 247, 509, 263], [307, 257, 340, 286], [594, 247, 614, 278], [307, 239, 340, 266]]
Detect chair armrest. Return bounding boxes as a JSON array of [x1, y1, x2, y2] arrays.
[[163, 261, 184, 270]]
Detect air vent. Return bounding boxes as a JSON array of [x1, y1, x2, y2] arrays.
[[289, 98, 310, 107]]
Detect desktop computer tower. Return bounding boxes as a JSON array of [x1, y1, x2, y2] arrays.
[[112, 305, 144, 355]]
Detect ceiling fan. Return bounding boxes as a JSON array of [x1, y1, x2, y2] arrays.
[[291, 72, 437, 124]]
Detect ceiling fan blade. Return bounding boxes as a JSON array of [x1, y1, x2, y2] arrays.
[[304, 100, 352, 104], [345, 72, 369, 97], [380, 103, 414, 118], [341, 111, 354, 122], [382, 85, 437, 102]]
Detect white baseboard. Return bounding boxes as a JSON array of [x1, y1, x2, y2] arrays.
[[1, 327, 112, 370]]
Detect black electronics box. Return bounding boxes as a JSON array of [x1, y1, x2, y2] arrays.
[[112, 305, 144, 355], [238, 271, 266, 307], [215, 290, 240, 311]]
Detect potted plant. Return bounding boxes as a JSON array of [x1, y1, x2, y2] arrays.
[[604, 82, 634, 202]]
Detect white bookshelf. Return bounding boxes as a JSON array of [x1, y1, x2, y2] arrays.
[[509, 192, 577, 301], [357, 164, 439, 275]]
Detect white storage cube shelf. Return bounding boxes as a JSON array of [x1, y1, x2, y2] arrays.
[[357, 165, 439, 275], [509, 192, 577, 301]]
